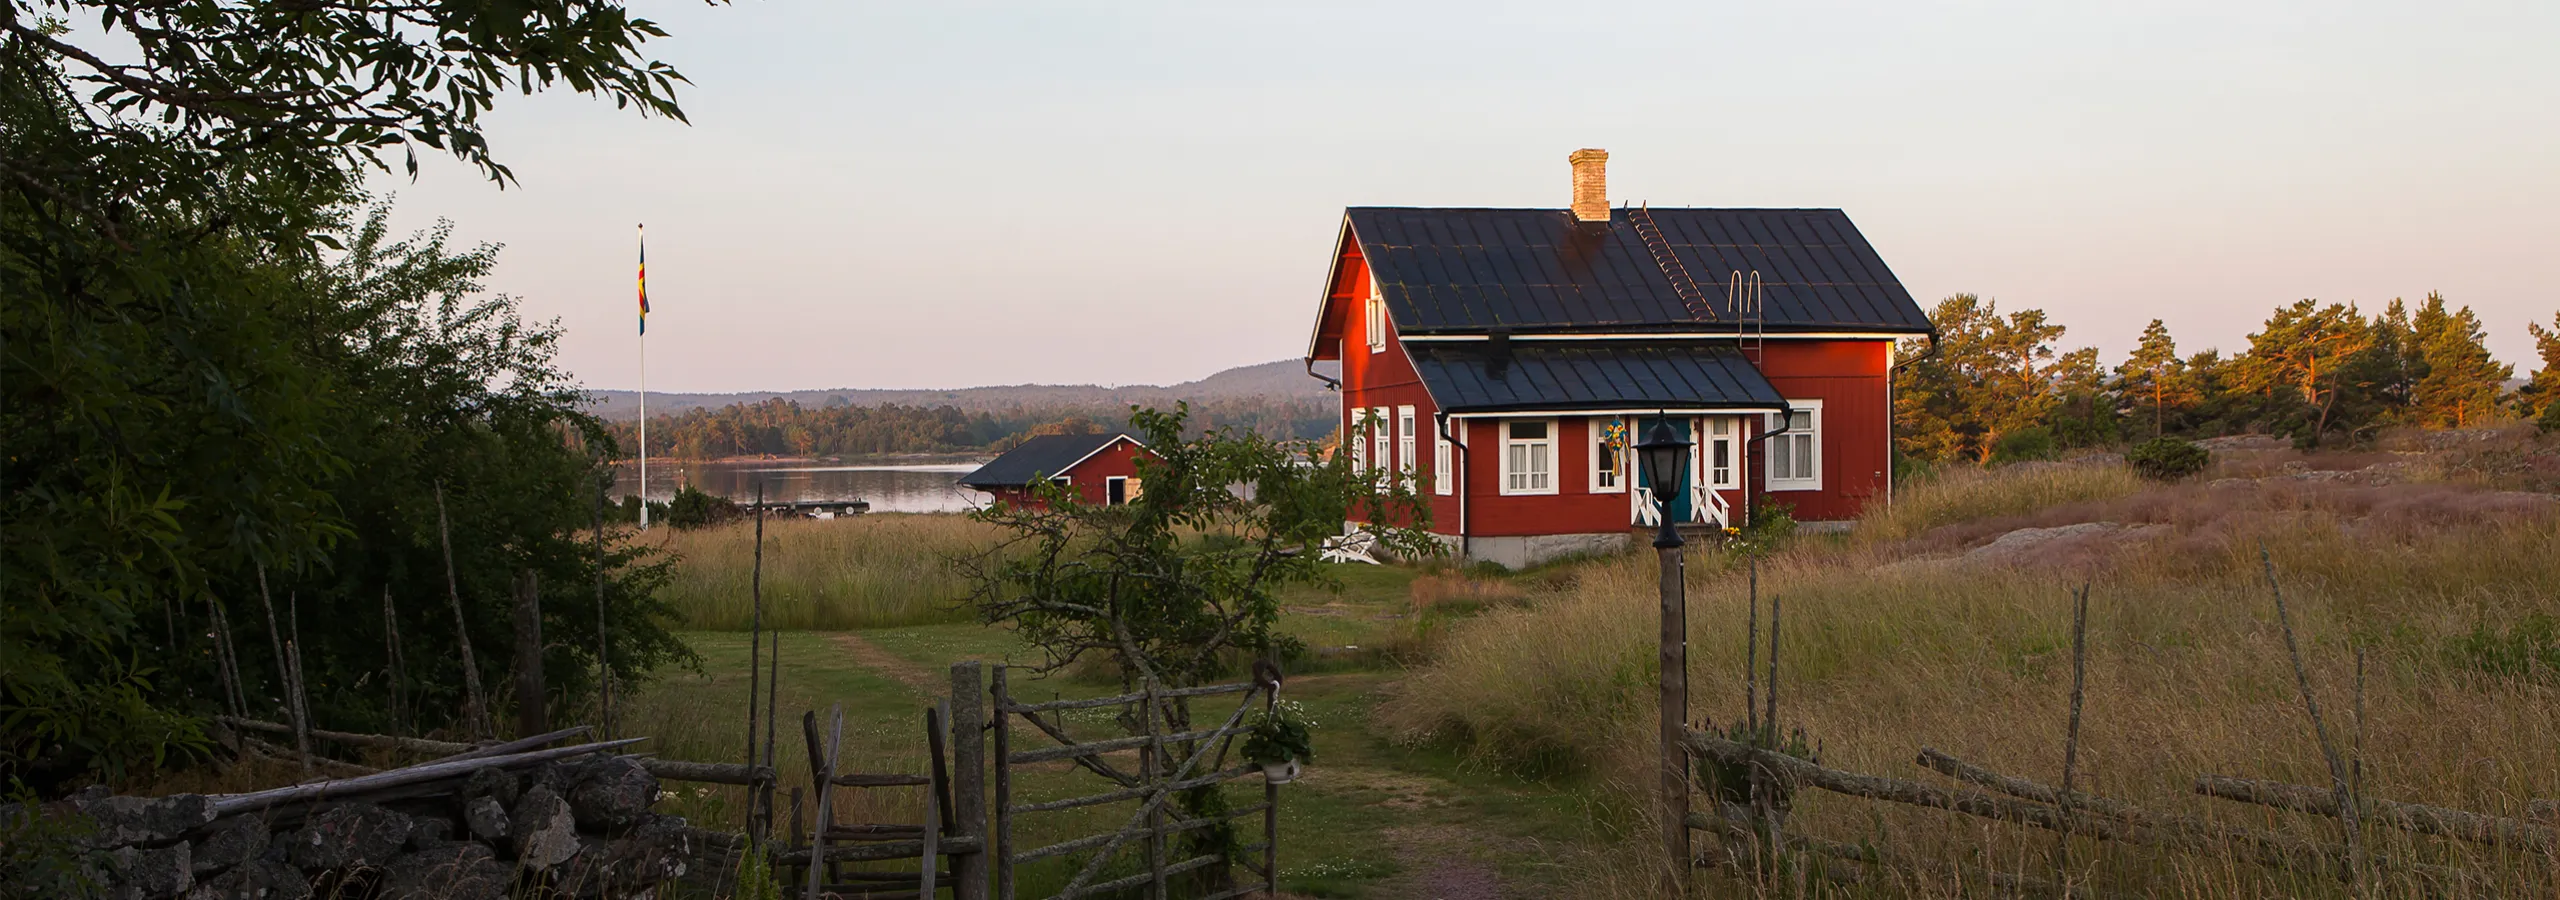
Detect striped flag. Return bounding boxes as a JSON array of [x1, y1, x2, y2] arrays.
[[637, 226, 649, 334]]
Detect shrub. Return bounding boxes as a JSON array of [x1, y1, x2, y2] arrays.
[[1989, 427, 2057, 464], [2127, 437, 2210, 481], [1741, 500, 1797, 547], [665, 484, 742, 529], [2539, 400, 2560, 435]]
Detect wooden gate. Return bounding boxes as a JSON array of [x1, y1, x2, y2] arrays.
[[981, 664, 1283, 900]]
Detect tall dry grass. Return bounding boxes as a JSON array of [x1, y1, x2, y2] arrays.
[[1379, 469, 2560, 897], [1858, 459, 2145, 542], [653, 514, 1004, 630]]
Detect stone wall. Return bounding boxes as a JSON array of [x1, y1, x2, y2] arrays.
[[12, 753, 729, 900]]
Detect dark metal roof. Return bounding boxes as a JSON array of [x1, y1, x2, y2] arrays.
[[1408, 342, 1787, 414], [957, 432, 1137, 488], [1346, 207, 1930, 335]]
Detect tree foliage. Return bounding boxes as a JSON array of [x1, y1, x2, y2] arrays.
[[1893, 294, 2082, 463], [2, 2, 702, 790], [958, 405, 1436, 693], [2520, 312, 2560, 428]]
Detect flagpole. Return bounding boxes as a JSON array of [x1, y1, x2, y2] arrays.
[[637, 223, 650, 531]]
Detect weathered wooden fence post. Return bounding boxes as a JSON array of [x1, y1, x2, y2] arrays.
[[513, 569, 546, 738], [950, 661, 989, 900], [1657, 535, 1690, 898]]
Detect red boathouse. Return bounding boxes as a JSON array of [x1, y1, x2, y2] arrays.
[[1305, 149, 1936, 567], [957, 432, 1149, 511]]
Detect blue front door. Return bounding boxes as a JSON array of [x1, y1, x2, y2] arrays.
[[1634, 417, 1693, 524]]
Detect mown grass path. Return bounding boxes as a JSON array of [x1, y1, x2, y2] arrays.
[[623, 560, 1605, 898]]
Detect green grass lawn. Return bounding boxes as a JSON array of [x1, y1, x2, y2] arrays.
[[616, 560, 1597, 898]]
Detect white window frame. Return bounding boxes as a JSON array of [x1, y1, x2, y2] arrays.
[[1589, 417, 1625, 494], [1105, 475, 1129, 506], [1371, 406, 1391, 486], [1765, 400, 1823, 492], [1348, 409, 1369, 474], [1052, 475, 1072, 487], [1706, 416, 1739, 490], [1500, 419, 1559, 496], [1397, 406, 1417, 491], [1434, 430, 1454, 496], [1366, 279, 1387, 354]]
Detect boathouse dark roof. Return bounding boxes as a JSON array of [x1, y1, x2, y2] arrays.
[[1408, 342, 1787, 415], [958, 432, 1141, 489], [1345, 207, 1931, 335]]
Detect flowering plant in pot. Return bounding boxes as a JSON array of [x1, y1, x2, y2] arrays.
[[1240, 702, 1314, 784]]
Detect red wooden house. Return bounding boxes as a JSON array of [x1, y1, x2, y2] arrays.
[[1304, 149, 1935, 567], [958, 432, 1148, 511]]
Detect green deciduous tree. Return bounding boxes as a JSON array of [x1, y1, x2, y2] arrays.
[[957, 405, 1433, 891], [2, 1, 705, 788]]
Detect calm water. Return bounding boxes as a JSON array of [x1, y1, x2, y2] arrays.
[[613, 461, 991, 514]]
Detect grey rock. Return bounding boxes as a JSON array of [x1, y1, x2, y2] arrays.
[[507, 785, 580, 871], [404, 814, 452, 850], [566, 756, 657, 831], [107, 842, 193, 899], [462, 796, 509, 843], [560, 822, 691, 900], [459, 767, 520, 808], [187, 857, 311, 900], [377, 842, 510, 900], [191, 817, 268, 875], [283, 803, 412, 870], [74, 791, 218, 848]]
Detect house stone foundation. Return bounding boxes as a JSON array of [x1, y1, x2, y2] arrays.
[[1460, 532, 1630, 570]]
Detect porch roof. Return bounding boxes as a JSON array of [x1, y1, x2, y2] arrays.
[[1409, 341, 1786, 415]]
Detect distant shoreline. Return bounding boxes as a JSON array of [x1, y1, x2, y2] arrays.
[[611, 452, 992, 467]]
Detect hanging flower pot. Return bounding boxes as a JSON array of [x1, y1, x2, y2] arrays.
[[1241, 702, 1313, 784]]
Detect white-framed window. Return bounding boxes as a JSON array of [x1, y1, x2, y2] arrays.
[[1371, 407, 1391, 485], [1706, 417, 1738, 489], [1501, 419, 1557, 495], [1766, 400, 1822, 491], [1590, 417, 1625, 493], [1105, 476, 1129, 506], [1397, 406, 1417, 491], [1366, 280, 1387, 353], [1052, 475, 1072, 487], [1434, 431, 1454, 496], [1347, 409, 1369, 474]]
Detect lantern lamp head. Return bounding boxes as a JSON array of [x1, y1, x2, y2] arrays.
[[1634, 415, 1692, 501]]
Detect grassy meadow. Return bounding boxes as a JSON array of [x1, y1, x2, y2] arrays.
[[1378, 450, 2560, 897], [602, 431, 2560, 898], [650, 513, 1005, 629]]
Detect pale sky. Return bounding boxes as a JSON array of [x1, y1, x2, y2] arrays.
[[380, 1, 2560, 394]]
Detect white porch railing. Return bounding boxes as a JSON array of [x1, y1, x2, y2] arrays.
[[1693, 480, 1732, 528], [1634, 487, 1663, 527]]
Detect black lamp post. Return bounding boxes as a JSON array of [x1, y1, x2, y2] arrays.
[[1633, 414, 1693, 896]]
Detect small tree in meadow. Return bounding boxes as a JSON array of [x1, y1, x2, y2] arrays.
[[957, 404, 1434, 887]]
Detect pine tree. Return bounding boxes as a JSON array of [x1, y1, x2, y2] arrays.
[[2047, 346, 2117, 447], [2409, 293, 2512, 428], [2110, 319, 2193, 438], [2233, 300, 2373, 444], [2517, 311, 2560, 427], [1892, 294, 2069, 463]]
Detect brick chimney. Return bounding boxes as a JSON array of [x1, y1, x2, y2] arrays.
[[1568, 148, 1609, 223]]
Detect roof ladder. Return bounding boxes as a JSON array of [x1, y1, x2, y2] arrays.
[[1627, 203, 1718, 322], [1727, 270, 1765, 365]]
